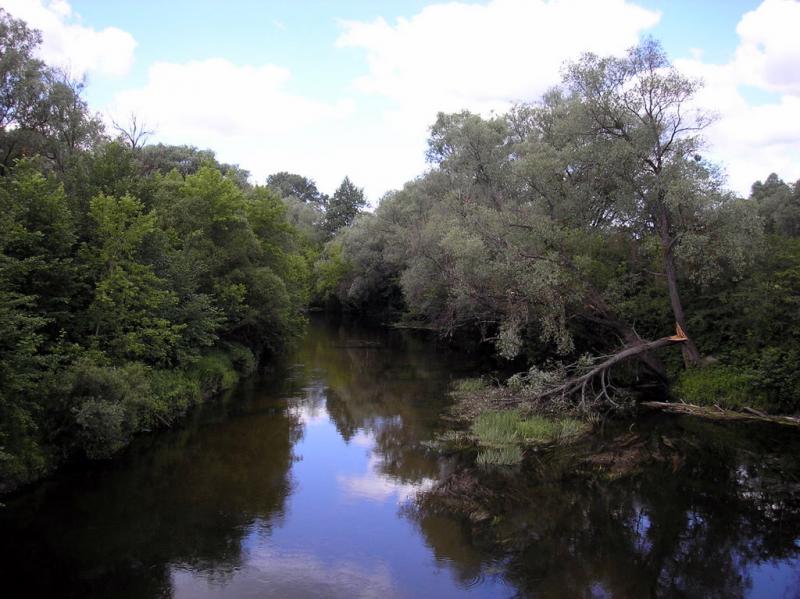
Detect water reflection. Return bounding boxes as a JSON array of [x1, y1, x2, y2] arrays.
[[1, 317, 799, 598], [411, 417, 800, 598]]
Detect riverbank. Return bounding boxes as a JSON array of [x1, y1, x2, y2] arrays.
[[0, 342, 260, 496]]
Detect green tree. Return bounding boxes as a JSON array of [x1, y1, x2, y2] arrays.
[[87, 193, 184, 364], [267, 171, 328, 206], [751, 173, 800, 237], [0, 10, 101, 174], [324, 176, 366, 235]]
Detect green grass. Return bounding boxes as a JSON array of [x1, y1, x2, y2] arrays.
[[470, 410, 589, 465], [453, 377, 488, 393], [471, 410, 521, 446], [477, 445, 523, 466]]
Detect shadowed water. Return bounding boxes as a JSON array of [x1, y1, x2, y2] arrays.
[[1, 317, 799, 598]]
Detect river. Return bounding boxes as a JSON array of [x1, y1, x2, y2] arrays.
[[1, 317, 799, 598]]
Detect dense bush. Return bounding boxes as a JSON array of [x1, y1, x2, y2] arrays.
[[0, 9, 322, 491]]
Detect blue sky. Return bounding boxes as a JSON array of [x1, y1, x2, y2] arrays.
[[2, 0, 798, 200]]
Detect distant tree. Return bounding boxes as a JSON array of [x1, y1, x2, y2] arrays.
[[111, 113, 152, 150], [266, 171, 327, 206], [751, 173, 800, 237], [140, 144, 250, 186], [324, 176, 366, 235]]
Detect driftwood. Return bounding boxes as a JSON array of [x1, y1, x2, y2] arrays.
[[640, 401, 800, 427]]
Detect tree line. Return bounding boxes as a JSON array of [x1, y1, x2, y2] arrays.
[[0, 9, 365, 492], [3, 5, 799, 491], [315, 39, 800, 415]]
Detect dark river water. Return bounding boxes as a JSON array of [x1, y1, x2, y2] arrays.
[[2, 318, 800, 598]]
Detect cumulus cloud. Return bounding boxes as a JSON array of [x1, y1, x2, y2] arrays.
[[111, 58, 353, 139], [0, 0, 136, 78], [675, 0, 800, 194], [734, 0, 800, 94], [108, 57, 357, 194], [76, 0, 799, 200], [337, 0, 660, 112], [333, 0, 799, 197], [182, 0, 657, 198]]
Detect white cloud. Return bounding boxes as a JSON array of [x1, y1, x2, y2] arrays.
[[734, 0, 800, 94], [116, 0, 659, 199], [0, 0, 136, 78], [675, 0, 800, 195], [111, 58, 353, 139], [108, 58, 357, 193], [91, 1, 661, 201], [337, 0, 660, 113]]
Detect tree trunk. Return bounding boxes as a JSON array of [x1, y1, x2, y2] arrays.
[[584, 287, 668, 382], [657, 209, 701, 367], [535, 332, 687, 406]]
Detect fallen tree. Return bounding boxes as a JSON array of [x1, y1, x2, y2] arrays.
[[534, 325, 688, 410]]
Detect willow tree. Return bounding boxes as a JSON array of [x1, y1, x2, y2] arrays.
[[561, 38, 720, 366], [328, 40, 760, 407]]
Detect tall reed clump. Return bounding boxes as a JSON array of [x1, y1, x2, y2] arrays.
[[470, 409, 588, 466]]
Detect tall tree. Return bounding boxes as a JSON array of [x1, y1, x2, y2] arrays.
[[0, 10, 101, 174], [561, 38, 716, 366], [324, 176, 366, 235]]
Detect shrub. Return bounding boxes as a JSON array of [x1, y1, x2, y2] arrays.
[[74, 399, 127, 459], [749, 347, 800, 413], [65, 360, 152, 458], [192, 352, 239, 397], [149, 369, 202, 424], [225, 343, 257, 376], [674, 364, 768, 411]]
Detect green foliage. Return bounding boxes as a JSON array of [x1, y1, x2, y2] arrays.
[[751, 173, 800, 237], [0, 10, 101, 174], [66, 360, 152, 458], [224, 343, 257, 377], [0, 17, 315, 490], [674, 365, 767, 411], [191, 352, 240, 397], [313, 240, 351, 301], [148, 370, 203, 421], [267, 171, 328, 206], [685, 235, 800, 412], [324, 176, 366, 236]]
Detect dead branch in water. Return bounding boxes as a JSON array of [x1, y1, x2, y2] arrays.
[[640, 401, 800, 427]]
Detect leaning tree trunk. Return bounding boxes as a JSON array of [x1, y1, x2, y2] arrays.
[[657, 208, 701, 367], [584, 286, 668, 382], [534, 329, 688, 408]]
